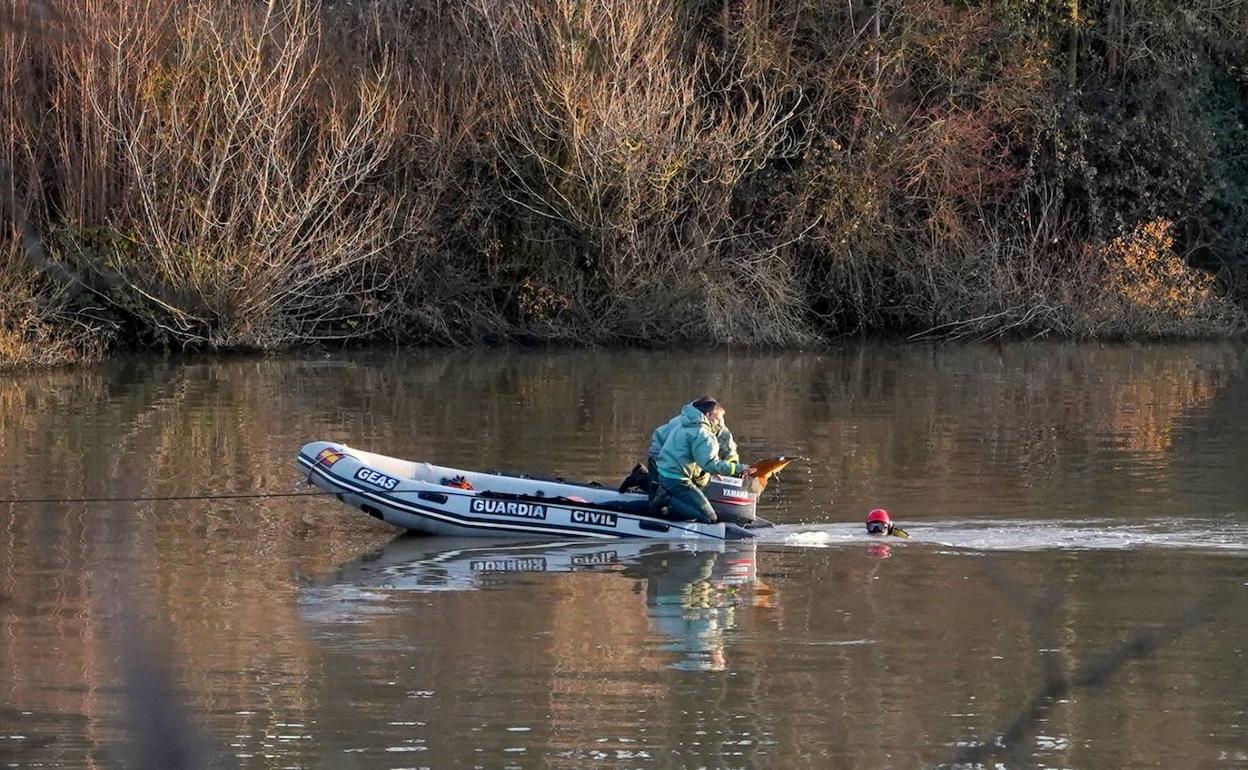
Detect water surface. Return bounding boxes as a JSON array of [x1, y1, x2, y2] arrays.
[[1, 343, 1246, 769]]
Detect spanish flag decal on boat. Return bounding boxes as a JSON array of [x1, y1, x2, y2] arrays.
[[317, 447, 345, 467]]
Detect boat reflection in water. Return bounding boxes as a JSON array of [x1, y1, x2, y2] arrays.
[[619, 542, 767, 671], [299, 536, 772, 671]]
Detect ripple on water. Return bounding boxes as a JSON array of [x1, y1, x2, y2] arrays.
[[772, 517, 1248, 552]]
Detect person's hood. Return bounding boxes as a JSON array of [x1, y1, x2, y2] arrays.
[[679, 402, 711, 428]]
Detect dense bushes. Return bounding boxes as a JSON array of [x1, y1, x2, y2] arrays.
[[1, 0, 1245, 366]]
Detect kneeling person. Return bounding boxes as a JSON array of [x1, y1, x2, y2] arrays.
[[647, 397, 739, 496], [655, 398, 749, 524]]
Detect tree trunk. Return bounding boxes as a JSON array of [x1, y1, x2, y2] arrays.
[[873, 0, 883, 105], [1107, 0, 1125, 80], [1066, 0, 1080, 89]]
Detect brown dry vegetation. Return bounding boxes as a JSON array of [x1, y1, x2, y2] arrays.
[[1, 0, 1246, 366]]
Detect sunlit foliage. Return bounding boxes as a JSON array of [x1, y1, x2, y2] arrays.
[[0, 0, 1244, 365]]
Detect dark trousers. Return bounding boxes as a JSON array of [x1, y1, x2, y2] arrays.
[[656, 473, 717, 524]]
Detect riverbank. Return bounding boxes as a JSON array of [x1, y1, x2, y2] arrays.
[[3, 0, 1246, 368], [4, 259, 1246, 369]]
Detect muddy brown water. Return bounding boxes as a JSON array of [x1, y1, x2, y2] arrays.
[[2, 343, 1246, 769]]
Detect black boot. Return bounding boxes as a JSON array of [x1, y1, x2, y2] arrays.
[[618, 463, 649, 493]]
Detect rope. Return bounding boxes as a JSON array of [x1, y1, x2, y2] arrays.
[[0, 491, 332, 505]]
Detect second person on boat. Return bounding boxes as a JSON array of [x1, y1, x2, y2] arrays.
[[654, 398, 751, 524]]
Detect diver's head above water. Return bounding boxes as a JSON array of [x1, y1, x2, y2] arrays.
[[866, 508, 910, 538]]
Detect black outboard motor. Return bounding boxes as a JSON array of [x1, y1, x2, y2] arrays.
[[707, 457, 791, 526], [704, 475, 759, 525]]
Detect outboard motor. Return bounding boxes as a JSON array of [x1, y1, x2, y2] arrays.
[[705, 457, 791, 526], [625, 457, 792, 527], [704, 475, 759, 525]]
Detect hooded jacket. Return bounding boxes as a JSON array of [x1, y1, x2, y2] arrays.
[[656, 403, 741, 481], [648, 408, 739, 463]]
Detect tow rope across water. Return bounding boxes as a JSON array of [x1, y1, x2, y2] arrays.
[[0, 491, 331, 505]]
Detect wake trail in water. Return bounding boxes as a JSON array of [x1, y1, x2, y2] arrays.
[[763, 516, 1248, 552]]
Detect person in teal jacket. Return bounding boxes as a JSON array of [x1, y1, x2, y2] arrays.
[[647, 398, 739, 496], [655, 399, 751, 524]]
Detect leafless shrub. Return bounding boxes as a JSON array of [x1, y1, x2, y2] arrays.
[[71, 0, 410, 347], [2, 0, 1244, 366], [460, 0, 815, 343]]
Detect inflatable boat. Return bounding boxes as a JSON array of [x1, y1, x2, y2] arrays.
[[296, 441, 790, 541]]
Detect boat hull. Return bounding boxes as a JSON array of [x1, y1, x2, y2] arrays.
[[297, 441, 749, 541]]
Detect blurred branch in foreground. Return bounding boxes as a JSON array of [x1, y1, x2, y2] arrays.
[[937, 560, 1208, 769], [113, 625, 211, 770]]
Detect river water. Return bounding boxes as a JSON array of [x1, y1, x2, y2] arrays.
[[1, 343, 1246, 769]]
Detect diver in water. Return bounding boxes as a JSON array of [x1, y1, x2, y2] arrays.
[[866, 508, 910, 538]]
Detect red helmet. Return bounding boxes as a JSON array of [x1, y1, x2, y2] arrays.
[[866, 508, 891, 534]]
